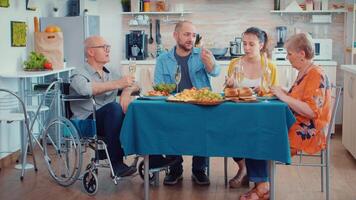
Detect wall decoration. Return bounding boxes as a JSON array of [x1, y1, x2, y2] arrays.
[[0, 0, 9, 8], [11, 21, 27, 47]]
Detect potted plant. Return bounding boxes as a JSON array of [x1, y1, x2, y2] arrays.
[[121, 0, 131, 12]]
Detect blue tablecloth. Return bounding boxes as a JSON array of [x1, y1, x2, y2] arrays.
[[120, 99, 295, 164]]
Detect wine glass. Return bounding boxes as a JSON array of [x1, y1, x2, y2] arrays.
[[260, 65, 272, 102], [129, 57, 136, 77], [234, 61, 244, 89], [175, 65, 181, 93]]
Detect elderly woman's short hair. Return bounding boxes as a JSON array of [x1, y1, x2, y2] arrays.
[[285, 33, 314, 59]]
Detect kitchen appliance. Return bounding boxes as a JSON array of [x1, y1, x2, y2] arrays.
[[272, 48, 287, 61], [40, 15, 100, 67], [126, 30, 148, 60], [313, 38, 332, 60], [276, 26, 287, 48], [272, 26, 288, 61], [230, 37, 244, 56]]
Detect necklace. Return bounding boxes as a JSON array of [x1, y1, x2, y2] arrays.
[[296, 62, 314, 82]]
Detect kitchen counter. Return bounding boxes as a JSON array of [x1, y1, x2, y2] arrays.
[[120, 60, 231, 65], [341, 65, 356, 74], [121, 59, 337, 66]]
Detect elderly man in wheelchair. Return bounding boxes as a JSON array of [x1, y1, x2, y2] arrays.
[[68, 35, 175, 184], [69, 35, 139, 178]]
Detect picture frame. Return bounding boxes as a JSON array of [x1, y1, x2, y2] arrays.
[[0, 0, 9, 8], [11, 21, 27, 47]]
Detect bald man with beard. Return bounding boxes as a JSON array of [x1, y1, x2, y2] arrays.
[[154, 21, 221, 186]]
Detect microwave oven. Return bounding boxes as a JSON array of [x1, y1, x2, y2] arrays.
[[313, 39, 332, 60]]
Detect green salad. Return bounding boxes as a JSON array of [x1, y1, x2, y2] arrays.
[[153, 83, 176, 93]]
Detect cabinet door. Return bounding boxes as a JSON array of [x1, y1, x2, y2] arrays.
[[342, 72, 356, 158], [211, 65, 229, 93], [276, 65, 296, 90]]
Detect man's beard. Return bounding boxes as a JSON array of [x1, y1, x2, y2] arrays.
[[177, 41, 193, 52]]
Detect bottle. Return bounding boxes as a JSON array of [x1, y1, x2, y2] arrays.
[[314, 0, 321, 10], [274, 0, 280, 10], [156, 0, 166, 12], [143, 0, 150, 12], [305, 0, 313, 11], [321, 0, 328, 10]]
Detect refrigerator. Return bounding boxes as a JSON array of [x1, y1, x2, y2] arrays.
[[40, 15, 100, 68]]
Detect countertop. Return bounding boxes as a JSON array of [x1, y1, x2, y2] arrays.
[[0, 67, 74, 78], [340, 65, 356, 74], [121, 60, 337, 66]]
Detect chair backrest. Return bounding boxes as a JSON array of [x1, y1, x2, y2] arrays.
[[326, 85, 342, 148], [0, 89, 29, 125]]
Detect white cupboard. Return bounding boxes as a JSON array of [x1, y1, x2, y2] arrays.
[[341, 65, 356, 159]]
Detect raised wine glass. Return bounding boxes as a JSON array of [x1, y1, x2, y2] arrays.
[[234, 61, 244, 89], [175, 65, 181, 93], [129, 57, 137, 77], [260, 65, 272, 102]]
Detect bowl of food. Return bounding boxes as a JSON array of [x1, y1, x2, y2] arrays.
[[209, 48, 228, 57], [152, 83, 176, 94]]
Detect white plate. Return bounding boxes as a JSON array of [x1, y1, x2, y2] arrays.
[[256, 96, 278, 100]]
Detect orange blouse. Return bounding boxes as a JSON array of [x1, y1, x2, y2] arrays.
[[288, 67, 331, 154]]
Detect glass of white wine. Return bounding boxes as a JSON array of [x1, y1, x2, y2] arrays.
[[129, 57, 136, 77], [234, 61, 244, 89], [260, 65, 272, 102], [175, 65, 181, 93]]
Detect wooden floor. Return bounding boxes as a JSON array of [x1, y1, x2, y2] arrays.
[[0, 132, 356, 200]]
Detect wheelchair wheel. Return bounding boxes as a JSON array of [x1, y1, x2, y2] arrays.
[[138, 160, 155, 182], [43, 117, 82, 186], [82, 170, 98, 195]]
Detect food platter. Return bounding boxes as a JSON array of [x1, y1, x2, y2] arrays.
[[189, 100, 224, 106], [138, 95, 168, 100]]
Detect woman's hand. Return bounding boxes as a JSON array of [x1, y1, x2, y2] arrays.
[[225, 76, 235, 88], [271, 86, 288, 101]]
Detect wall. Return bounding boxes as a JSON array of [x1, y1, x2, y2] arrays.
[[122, 0, 345, 65]]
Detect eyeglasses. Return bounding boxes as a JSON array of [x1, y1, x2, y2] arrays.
[[90, 44, 111, 52]]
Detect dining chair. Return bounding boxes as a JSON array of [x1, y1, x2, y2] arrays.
[[279, 85, 342, 200], [223, 85, 342, 200], [0, 89, 38, 179]]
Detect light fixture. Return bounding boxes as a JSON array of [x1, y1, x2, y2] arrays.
[[26, 0, 38, 11]]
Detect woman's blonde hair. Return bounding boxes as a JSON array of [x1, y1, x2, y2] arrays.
[[285, 33, 314, 59]]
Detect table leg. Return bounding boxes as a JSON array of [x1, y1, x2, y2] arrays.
[[14, 78, 33, 179], [144, 155, 150, 200], [269, 160, 276, 200]]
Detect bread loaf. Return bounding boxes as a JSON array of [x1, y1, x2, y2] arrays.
[[224, 88, 239, 97], [238, 87, 253, 97]]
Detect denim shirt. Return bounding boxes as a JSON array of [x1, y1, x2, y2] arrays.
[[154, 47, 221, 89]]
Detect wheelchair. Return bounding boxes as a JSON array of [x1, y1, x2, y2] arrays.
[[40, 80, 139, 195]]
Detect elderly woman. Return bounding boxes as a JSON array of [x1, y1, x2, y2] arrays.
[[240, 33, 331, 200], [225, 27, 278, 189]]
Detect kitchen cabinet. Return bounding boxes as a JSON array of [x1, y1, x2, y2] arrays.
[[122, 11, 192, 16], [344, 0, 356, 64], [341, 65, 356, 159], [275, 60, 336, 90]]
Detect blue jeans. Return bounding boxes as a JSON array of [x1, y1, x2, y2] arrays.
[[87, 102, 125, 165], [245, 159, 269, 183], [167, 155, 208, 174]]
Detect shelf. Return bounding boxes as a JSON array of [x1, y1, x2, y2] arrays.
[[270, 9, 346, 15], [122, 11, 192, 16]]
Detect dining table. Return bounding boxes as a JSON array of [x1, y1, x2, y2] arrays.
[[120, 98, 295, 200]]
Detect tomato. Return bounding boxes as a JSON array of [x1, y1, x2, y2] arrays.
[[43, 61, 53, 70]]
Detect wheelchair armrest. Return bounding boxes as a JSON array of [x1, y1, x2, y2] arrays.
[[33, 84, 55, 91], [117, 89, 140, 96], [62, 94, 92, 101]]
